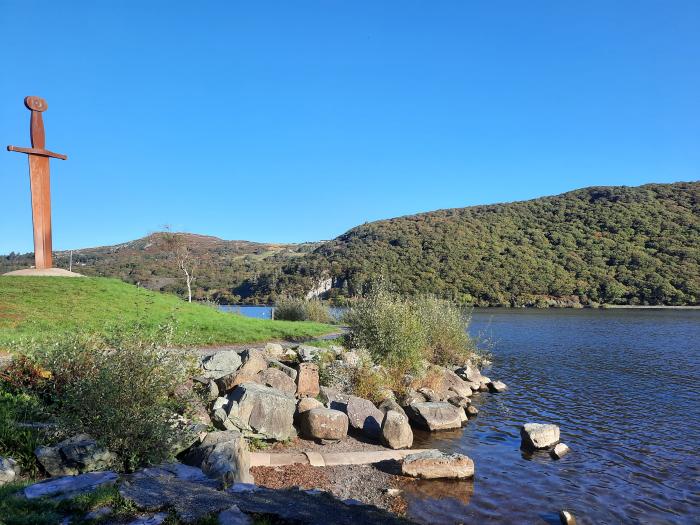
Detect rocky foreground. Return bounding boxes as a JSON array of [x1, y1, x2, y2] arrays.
[[2, 341, 576, 524]]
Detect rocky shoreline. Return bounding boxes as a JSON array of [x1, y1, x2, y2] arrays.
[[1, 339, 576, 524]]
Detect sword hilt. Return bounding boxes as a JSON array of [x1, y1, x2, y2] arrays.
[[7, 145, 67, 160]]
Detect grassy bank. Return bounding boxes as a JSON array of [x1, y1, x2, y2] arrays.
[[0, 277, 334, 349]]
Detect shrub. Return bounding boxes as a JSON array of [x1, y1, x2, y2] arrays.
[[35, 333, 195, 471], [0, 391, 51, 477], [343, 287, 476, 375], [274, 297, 333, 323]]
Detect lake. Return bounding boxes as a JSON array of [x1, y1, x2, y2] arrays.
[[226, 306, 700, 524]]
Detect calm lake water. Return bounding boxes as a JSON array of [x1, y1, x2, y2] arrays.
[[226, 306, 700, 524]]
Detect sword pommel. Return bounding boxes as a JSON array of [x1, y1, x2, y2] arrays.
[[25, 96, 48, 112]]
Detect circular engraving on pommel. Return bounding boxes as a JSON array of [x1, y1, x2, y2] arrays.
[[24, 96, 48, 112]]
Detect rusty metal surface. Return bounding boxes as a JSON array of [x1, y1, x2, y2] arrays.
[[6, 96, 67, 270]]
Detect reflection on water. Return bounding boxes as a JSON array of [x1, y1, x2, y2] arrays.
[[406, 308, 700, 524]]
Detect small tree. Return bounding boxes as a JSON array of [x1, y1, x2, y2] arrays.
[[163, 229, 197, 302]]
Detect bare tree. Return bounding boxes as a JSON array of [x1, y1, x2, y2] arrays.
[[163, 228, 197, 303]]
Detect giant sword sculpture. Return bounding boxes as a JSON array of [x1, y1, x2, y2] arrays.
[[7, 96, 67, 270]]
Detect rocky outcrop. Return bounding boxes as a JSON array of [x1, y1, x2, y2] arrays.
[[228, 383, 296, 440], [35, 434, 115, 476], [405, 402, 463, 431], [346, 396, 384, 439], [0, 456, 19, 485], [183, 431, 252, 484], [402, 450, 474, 479], [380, 411, 413, 449], [521, 423, 560, 449], [300, 408, 349, 441], [296, 363, 320, 398]]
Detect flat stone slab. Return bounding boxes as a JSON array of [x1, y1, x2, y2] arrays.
[[24, 471, 118, 499], [402, 450, 475, 479]]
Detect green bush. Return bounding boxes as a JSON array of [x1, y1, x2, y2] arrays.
[[0, 391, 51, 478], [35, 333, 196, 471], [274, 297, 333, 323], [343, 287, 475, 375]]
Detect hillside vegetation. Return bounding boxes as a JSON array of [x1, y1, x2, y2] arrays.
[[2, 182, 698, 306], [0, 277, 333, 349]]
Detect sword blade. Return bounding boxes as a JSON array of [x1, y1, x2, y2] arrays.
[[28, 155, 52, 269]]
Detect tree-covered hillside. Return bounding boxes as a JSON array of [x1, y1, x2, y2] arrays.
[[2, 182, 698, 306], [265, 182, 700, 306]]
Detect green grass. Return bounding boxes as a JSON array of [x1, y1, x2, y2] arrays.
[[0, 277, 334, 349]]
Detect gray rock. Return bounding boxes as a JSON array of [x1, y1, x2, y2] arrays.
[[319, 386, 351, 412], [24, 471, 118, 499], [405, 402, 463, 431], [0, 456, 19, 485], [35, 434, 115, 477], [230, 383, 296, 441], [380, 410, 413, 449], [120, 473, 236, 523], [521, 423, 560, 450], [447, 395, 470, 408], [297, 397, 324, 415], [263, 343, 285, 360], [238, 349, 268, 377], [378, 398, 407, 419], [487, 380, 507, 393], [339, 351, 361, 367], [202, 351, 242, 379], [127, 514, 168, 525], [346, 396, 384, 439], [301, 408, 349, 441], [219, 504, 253, 525], [298, 345, 321, 362], [455, 361, 483, 384], [466, 405, 479, 418], [399, 390, 426, 408], [551, 442, 571, 459], [257, 368, 297, 396], [417, 387, 442, 402], [402, 450, 474, 479], [433, 366, 473, 398], [267, 359, 298, 381], [182, 430, 252, 485]]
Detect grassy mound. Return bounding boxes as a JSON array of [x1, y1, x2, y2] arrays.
[[0, 276, 333, 349]]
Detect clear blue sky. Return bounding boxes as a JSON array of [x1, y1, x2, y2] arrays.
[[1, 1, 698, 253]]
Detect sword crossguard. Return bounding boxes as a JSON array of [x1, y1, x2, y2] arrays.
[[7, 145, 67, 160], [6, 95, 67, 160]]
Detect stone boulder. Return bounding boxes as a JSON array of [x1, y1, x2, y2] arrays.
[[300, 408, 349, 441], [263, 343, 284, 360], [431, 366, 473, 398], [346, 396, 384, 439], [297, 345, 321, 362], [35, 434, 115, 477], [229, 383, 296, 441], [319, 386, 351, 412], [216, 350, 270, 393], [551, 442, 571, 459], [296, 397, 323, 416], [257, 368, 296, 396], [417, 388, 443, 402], [405, 402, 463, 431], [487, 380, 507, 393], [521, 423, 560, 450], [378, 398, 407, 419], [183, 431, 252, 484], [201, 351, 242, 380], [455, 361, 483, 384], [399, 390, 427, 408], [296, 363, 320, 398], [380, 411, 413, 449], [267, 360, 298, 381], [447, 396, 470, 408], [402, 450, 474, 479], [466, 405, 479, 418], [219, 504, 253, 525], [0, 456, 19, 485]]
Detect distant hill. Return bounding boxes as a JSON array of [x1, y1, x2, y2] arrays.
[[2, 181, 698, 306]]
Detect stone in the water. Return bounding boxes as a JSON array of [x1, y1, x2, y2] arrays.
[[229, 383, 296, 441], [405, 402, 463, 431], [466, 405, 479, 417], [24, 471, 118, 499], [521, 423, 560, 449], [296, 362, 320, 398], [346, 396, 384, 439], [218, 504, 253, 525], [551, 442, 571, 459], [487, 380, 507, 393], [380, 410, 413, 449], [0, 456, 19, 485], [257, 368, 296, 396], [402, 450, 474, 479], [559, 509, 577, 525], [301, 408, 349, 441]]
